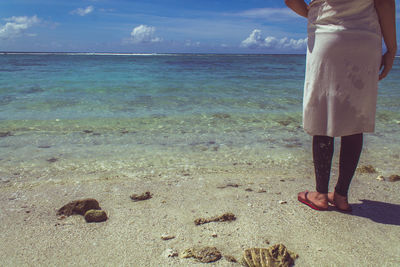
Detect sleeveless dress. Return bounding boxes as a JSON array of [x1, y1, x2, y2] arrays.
[[303, 0, 382, 137]]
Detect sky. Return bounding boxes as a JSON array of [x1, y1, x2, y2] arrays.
[[0, 0, 399, 53]]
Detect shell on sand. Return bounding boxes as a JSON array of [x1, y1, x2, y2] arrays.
[[194, 212, 236, 225], [57, 198, 101, 216], [130, 191, 152, 201], [84, 209, 107, 223], [240, 244, 298, 267], [357, 165, 377, 174], [180, 247, 222, 263]]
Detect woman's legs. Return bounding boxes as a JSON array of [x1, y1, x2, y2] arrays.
[[313, 135, 335, 194], [328, 133, 363, 211], [335, 133, 363, 197], [328, 133, 363, 214], [299, 133, 363, 211], [297, 135, 334, 210], [313, 133, 363, 196]]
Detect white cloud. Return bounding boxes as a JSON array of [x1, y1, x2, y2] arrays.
[[237, 8, 297, 21], [0, 15, 40, 40], [241, 29, 307, 50], [241, 29, 264, 48], [130, 25, 162, 44], [71, 6, 94, 16], [184, 40, 200, 47]]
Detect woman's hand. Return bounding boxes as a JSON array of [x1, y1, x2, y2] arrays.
[[284, 0, 309, 18], [379, 50, 396, 80], [374, 0, 397, 80]]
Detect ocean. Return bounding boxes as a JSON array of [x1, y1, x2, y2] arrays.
[[0, 53, 399, 183]]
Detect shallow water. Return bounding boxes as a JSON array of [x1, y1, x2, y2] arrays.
[[0, 54, 399, 183]]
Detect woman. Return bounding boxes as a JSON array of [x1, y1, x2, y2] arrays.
[[285, 0, 397, 211]]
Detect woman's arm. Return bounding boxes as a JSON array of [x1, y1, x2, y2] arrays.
[[284, 0, 309, 18], [374, 0, 397, 80]]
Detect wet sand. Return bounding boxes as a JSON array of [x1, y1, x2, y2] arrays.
[[1, 115, 400, 266]]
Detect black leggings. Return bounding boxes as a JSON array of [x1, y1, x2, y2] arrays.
[[313, 133, 363, 197]]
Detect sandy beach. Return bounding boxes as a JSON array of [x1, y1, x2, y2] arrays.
[[1, 144, 399, 267]]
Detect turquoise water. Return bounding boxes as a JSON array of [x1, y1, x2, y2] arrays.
[[0, 54, 306, 120], [0, 54, 399, 182]]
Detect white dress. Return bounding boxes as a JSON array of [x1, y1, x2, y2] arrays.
[[303, 0, 382, 137]]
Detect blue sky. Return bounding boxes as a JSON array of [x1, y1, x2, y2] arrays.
[[0, 0, 398, 53]]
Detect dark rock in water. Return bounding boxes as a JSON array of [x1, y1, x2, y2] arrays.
[[212, 113, 231, 119], [151, 114, 167, 119], [84, 209, 107, 223], [0, 95, 14, 105], [47, 157, 58, 163], [0, 132, 12, 138], [357, 165, 377, 174], [240, 244, 298, 267], [25, 86, 44, 94], [38, 145, 51, 149], [57, 198, 101, 216], [83, 130, 93, 134], [194, 212, 236, 225], [180, 247, 222, 263], [389, 175, 400, 182], [284, 142, 302, 148], [130, 191, 152, 201], [276, 118, 295, 127]]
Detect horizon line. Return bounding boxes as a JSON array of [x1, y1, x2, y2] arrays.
[[0, 51, 307, 56]]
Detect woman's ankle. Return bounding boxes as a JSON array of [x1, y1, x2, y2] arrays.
[[334, 191, 348, 199], [312, 191, 329, 203]]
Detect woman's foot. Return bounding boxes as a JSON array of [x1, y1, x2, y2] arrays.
[[298, 191, 329, 211], [327, 192, 352, 212]]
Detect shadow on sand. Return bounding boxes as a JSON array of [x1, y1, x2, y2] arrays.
[[346, 199, 400, 226]]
